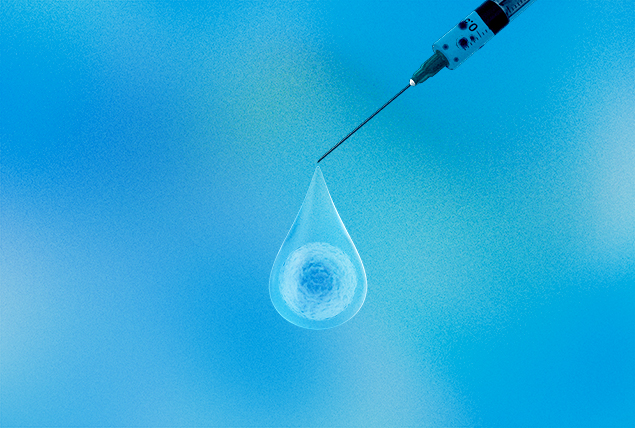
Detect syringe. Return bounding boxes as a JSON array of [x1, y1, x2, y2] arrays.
[[317, 0, 537, 163]]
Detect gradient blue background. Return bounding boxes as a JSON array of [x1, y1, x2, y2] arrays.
[[1, 1, 634, 426]]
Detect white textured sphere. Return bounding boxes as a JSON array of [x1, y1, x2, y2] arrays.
[[280, 242, 357, 321]]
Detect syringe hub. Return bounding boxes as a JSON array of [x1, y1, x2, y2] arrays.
[[410, 50, 449, 86]]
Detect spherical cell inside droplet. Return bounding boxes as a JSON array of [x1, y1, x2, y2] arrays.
[[279, 242, 357, 321]]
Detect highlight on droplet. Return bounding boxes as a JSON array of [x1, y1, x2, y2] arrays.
[[269, 166, 367, 329]]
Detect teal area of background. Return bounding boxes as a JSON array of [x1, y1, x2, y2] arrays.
[[1, 0, 634, 426]]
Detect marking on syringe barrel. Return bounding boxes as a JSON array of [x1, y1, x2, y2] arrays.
[[456, 18, 491, 50], [459, 29, 489, 50], [501, 0, 531, 17], [434, 9, 496, 69]]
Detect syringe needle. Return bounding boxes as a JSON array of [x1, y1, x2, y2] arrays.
[[317, 84, 411, 163]]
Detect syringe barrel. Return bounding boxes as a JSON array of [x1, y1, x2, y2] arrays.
[[494, 0, 537, 22], [431, 0, 537, 70]]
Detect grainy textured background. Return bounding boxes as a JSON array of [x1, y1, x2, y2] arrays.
[[2, 1, 633, 426]]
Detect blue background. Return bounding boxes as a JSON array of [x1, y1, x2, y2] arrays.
[[1, 1, 634, 426]]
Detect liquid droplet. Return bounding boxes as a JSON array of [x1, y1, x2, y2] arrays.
[[270, 166, 367, 329]]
